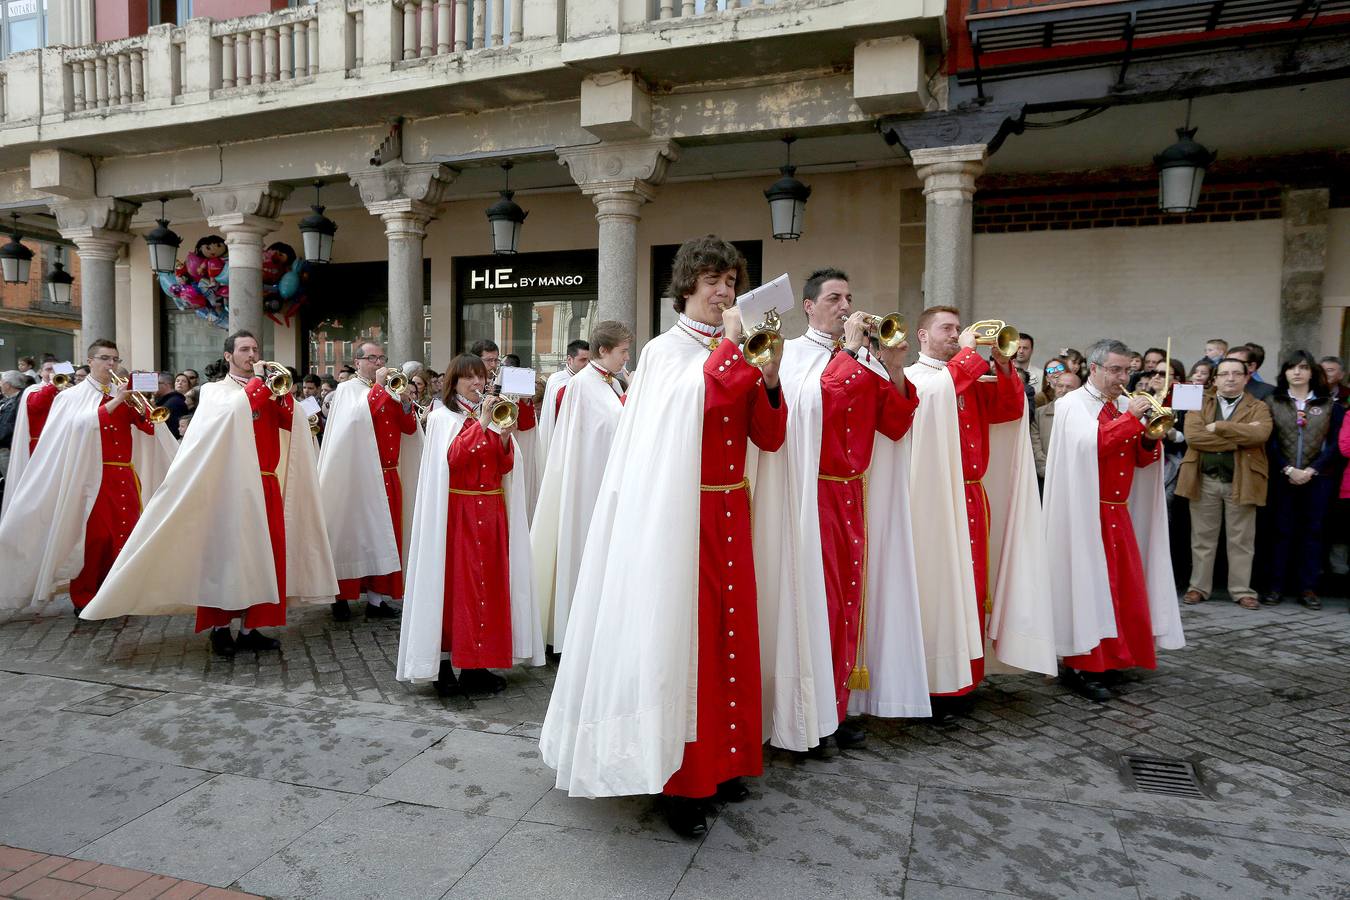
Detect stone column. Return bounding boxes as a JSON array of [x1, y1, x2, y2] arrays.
[[910, 144, 986, 323], [48, 197, 139, 347], [192, 183, 292, 337], [1280, 186, 1329, 360], [557, 140, 679, 330], [350, 163, 456, 366]]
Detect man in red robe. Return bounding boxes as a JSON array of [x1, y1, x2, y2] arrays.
[[69, 342, 157, 610], [540, 236, 786, 839], [324, 340, 420, 622], [196, 331, 293, 657], [24, 360, 60, 455], [908, 307, 1025, 720], [1045, 339, 1181, 702]]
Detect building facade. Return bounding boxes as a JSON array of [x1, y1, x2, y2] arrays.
[[0, 0, 1345, 378]]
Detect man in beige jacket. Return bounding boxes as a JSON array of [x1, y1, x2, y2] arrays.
[[1177, 357, 1273, 609]]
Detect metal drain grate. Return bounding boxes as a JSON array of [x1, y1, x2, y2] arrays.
[[1119, 754, 1208, 799]]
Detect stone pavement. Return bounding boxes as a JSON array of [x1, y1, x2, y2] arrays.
[[0, 845, 262, 899], [0, 596, 1347, 899]]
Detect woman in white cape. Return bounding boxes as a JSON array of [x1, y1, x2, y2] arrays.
[[396, 354, 545, 697]]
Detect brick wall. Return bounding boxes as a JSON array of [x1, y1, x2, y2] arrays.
[[0, 241, 83, 311], [974, 182, 1285, 234]]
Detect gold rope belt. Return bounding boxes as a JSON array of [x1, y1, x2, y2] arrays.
[[963, 478, 982, 484], [450, 487, 504, 496], [700, 478, 749, 492], [102, 460, 143, 508], [819, 472, 864, 483], [382, 464, 399, 471], [1101, 499, 1129, 506], [260, 470, 278, 478], [102, 460, 134, 468]]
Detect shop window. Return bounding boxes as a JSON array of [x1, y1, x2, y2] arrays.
[[300, 258, 429, 373], [2, 0, 46, 58]]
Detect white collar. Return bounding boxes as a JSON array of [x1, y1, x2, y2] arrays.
[[1084, 382, 1113, 406], [229, 373, 250, 387], [917, 352, 946, 370], [678, 313, 723, 338], [805, 327, 840, 350]]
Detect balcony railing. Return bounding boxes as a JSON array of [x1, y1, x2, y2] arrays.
[[653, 0, 779, 19], [215, 5, 320, 89], [66, 35, 150, 113]]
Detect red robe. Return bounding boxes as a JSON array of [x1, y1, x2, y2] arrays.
[[69, 400, 155, 610], [196, 377, 294, 631], [1062, 406, 1160, 673], [936, 348, 1025, 697], [517, 398, 537, 432], [336, 384, 418, 601], [441, 410, 515, 668], [26, 383, 59, 454], [817, 351, 917, 720], [663, 339, 787, 800]]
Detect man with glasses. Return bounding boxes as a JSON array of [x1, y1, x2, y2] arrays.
[[318, 341, 422, 622], [0, 340, 176, 613], [1043, 339, 1184, 702], [1175, 358, 1273, 610]]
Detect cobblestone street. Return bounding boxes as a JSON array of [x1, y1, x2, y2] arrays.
[[0, 597, 1347, 899]]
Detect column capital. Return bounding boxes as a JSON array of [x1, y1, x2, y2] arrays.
[[911, 145, 987, 204], [556, 139, 679, 198], [192, 182, 293, 233], [48, 197, 140, 258], [350, 162, 456, 213], [880, 103, 1025, 156]]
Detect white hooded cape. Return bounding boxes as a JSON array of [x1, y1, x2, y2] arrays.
[[0, 379, 177, 609], [80, 377, 337, 619], [395, 406, 545, 682], [539, 328, 706, 798], [318, 378, 422, 582], [1042, 386, 1185, 655], [1, 383, 47, 520], [530, 364, 625, 651]]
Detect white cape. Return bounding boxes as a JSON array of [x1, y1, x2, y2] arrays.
[[318, 379, 422, 582], [752, 336, 838, 751], [903, 361, 982, 693], [1, 383, 46, 520], [530, 364, 624, 651], [81, 377, 337, 619], [540, 328, 705, 798], [1043, 386, 1185, 655], [0, 379, 177, 609], [395, 406, 545, 681], [532, 368, 574, 506]]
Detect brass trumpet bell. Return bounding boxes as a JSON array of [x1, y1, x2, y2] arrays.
[[861, 312, 906, 348], [386, 371, 408, 395], [111, 372, 170, 424], [968, 319, 1021, 359], [743, 309, 784, 368], [487, 397, 518, 429], [261, 362, 292, 397], [1128, 391, 1176, 441], [52, 372, 72, 390]]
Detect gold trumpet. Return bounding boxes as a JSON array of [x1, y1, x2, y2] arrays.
[[260, 362, 292, 397], [743, 309, 784, 368], [386, 371, 408, 395], [1124, 337, 1175, 440], [858, 312, 907, 348], [967, 319, 1021, 359], [110, 372, 170, 424], [52, 372, 73, 390], [478, 369, 519, 429], [308, 414, 321, 436]]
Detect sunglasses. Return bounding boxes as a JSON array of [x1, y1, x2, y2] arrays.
[[1046, 364, 1066, 375]]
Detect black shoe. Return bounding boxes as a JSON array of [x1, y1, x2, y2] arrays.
[[331, 600, 352, 622], [1099, 670, 1126, 686], [715, 778, 750, 803], [664, 796, 707, 838], [1300, 591, 1322, 610], [1060, 668, 1112, 703], [209, 628, 236, 658], [433, 660, 459, 698], [459, 668, 508, 694], [835, 720, 867, 750], [805, 737, 832, 760], [236, 629, 281, 652], [364, 601, 400, 619], [928, 697, 959, 726], [1260, 591, 1283, 607]]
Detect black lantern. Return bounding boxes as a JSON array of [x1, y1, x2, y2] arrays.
[[144, 198, 183, 275], [46, 260, 74, 305], [764, 135, 812, 241], [1154, 101, 1215, 214], [486, 162, 527, 255], [298, 180, 338, 263], [0, 213, 34, 284]]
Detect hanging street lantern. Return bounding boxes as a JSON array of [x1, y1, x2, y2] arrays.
[[1154, 101, 1216, 214], [0, 213, 34, 284], [486, 162, 527, 255], [144, 198, 183, 275], [46, 260, 74, 305], [764, 135, 812, 241], [299, 181, 338, 263]]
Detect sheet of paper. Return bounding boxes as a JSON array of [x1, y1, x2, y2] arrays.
[[736, 272, 794, 321], [52, 361, 75, 375], [131, 372, 158, 393], [1170, 383, 1204, 411], [499, 366, 536, 396]]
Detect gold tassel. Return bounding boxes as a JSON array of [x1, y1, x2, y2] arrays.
[[846, 666, 870, 691]]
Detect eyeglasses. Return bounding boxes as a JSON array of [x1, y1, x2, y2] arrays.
[[357, 355, 388, 363], [1045, 364, 1066, 375], [1100, 365, 1130, 376], [92, 355, 121, 363]]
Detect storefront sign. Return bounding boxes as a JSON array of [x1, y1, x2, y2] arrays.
[[456, 250, 597, 301]]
